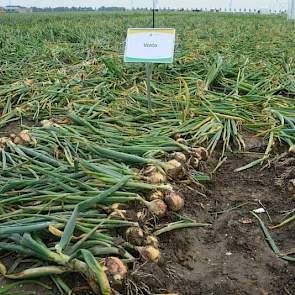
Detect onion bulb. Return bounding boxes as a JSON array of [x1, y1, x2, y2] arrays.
[[13, 136, 22, 145], [287, 179, 295, 193], [144, 166, 167, 184], [289, 146, 295, 154], [142, 199, 167, 217], [126, 227, 145, 246], [19, 130, 31, 143], [164, 159, 185, 179], [40, 119, 57, 128], [193, 147, 209, 160], [164, 191, 184, 212], [147, 190, 164, 201], [144, 165, 157, 175], [110, 203, 128, 211], [137, 246, 161, 263], [145, 235, 159, 248], [189, 157, 200, 169], [103, 257, 128, 281], [19, 130, 36, 146], [172, 133, 181, 140], [136, 211, 145, 221], [148, 172, 167, 184], [170, 152, 187, 163]]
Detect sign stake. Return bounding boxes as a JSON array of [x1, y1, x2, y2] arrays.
[[145, 0, 157, 112]]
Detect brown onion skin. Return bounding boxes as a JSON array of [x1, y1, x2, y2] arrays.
[[164, 192, 184, 212], [289, 146, 295, 154], [147, 190, 164, 201], [19, 130, 31, 143], [170, 152, 187, 163], [138, 246, 161, 263], [103, 257, 128, 290], [13, 137, 22, 145], [194, 147, 209, 160], [143, 166, 167, 184], [288, 179, 295, 193], [145, 235, 159, 248], [165, 159, 185, 179], [148, 199, 167, 217], [190, 157, 200, 169], [148, 172, 167, 184]]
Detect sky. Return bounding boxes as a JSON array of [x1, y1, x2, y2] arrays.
[[2, 1, 289, 10]]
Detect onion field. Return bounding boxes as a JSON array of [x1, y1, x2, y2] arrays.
[[0, 12, 294, 295]]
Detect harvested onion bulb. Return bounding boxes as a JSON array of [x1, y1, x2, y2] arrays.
[[137, 246, 161, 263], [103, 257, 128, 281], [193, 147, 209, 160], [19, 130, 32, 143], [164, 191, 184, 212], [141, 199, 167, 217], [164, 159, 185, 179], [144, 166, 167, 184], [40, 119, 56, 128], [287, 179, 295, 193], [145, 235, 159, 248], [13, 136, 22, 145], [189, 157, 200, 169], [147, 190, 164, 201], [289, 146, 295, 154], [109, 209, 128, 220], [170, 152, 187, 163]]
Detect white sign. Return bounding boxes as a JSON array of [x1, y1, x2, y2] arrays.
[[124, 28, 176, 64]]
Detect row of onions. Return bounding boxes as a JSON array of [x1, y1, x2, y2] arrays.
[[0, 114, 210, 294]]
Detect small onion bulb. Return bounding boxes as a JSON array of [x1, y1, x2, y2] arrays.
[[164, 191, 184, 212], [143, 199, 167, 217], [189, 157, 200, 169], [287, 179, 295, 193], [13, 136, 22, 145], [170, 152, 187, 163], [103, 257, 128, 281], [289, 145, 295, 154], [145, 235, 159, 248], [147, 190, 164, 201], [164, 159, 185, 179], [19, 130, 32, 143], [144, 166, 167, 184], [137, 246, 161, 263], [194, 147, 209, 160]]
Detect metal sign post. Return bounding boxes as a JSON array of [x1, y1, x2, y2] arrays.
[[145, 0, 157, 112]]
